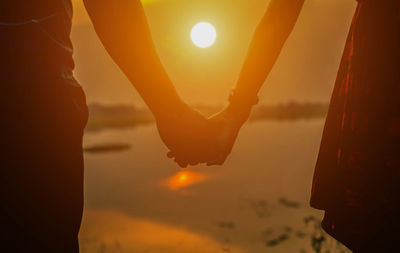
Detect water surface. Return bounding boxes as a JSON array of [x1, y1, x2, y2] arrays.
[[80, 120, 349, 253]]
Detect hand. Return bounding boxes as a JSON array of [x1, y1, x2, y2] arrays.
[[206, 104, 252, 166], [156, 103, 219, 168]]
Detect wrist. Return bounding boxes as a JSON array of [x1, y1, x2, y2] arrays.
[[224, 104, 251, 127], [228, 89, 259, 109], [225, 89, 258, 125], [153, 97, 189, 122]]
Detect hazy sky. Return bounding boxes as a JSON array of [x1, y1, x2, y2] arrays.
[[71, 0, 357, 106]]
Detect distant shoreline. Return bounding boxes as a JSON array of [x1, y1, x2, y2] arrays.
[[86, 102, 329, 132]]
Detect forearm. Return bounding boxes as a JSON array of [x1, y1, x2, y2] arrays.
[[84, 0, 184, 118], [233, 0, 305, 101]]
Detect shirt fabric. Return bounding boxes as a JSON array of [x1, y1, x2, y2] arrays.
[[310, 0, 400, 249], [0, 0, 78, 86], [0, 2, 87, 251]]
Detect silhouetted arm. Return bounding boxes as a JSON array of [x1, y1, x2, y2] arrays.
[[83, 0, 219, 167], [208, 0, 305, 165], [83, 0, 184, 118], [233, 0, 305, 107]]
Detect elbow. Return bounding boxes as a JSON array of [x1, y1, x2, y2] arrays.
[[83, 0, 96, 18], [82, 0, 93, 9]]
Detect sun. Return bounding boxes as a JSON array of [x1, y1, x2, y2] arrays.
[[191, 22, 217, 48]]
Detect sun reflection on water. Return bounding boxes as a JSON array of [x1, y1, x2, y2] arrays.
[[164, 169, 209, 191]]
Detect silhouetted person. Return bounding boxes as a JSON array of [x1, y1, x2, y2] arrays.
[[176, 0, 400, 252], [311, 1, 400, 252], [2, 0, 399, 252], [1, 0, 217, 252]]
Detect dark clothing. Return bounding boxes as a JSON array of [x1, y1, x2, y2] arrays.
[[0, 1, 87, 252], [0, 79, 88, 252], [0, 0, 77, 86], [311, 0, 400, 251], [324, 210, 400, 253]]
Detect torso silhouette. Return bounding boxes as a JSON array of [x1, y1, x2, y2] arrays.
[[311, 0, 400, 251], [0, 0, 77, 85], [0, 1, 87, 252]]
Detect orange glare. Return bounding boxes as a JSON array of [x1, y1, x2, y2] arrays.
[[164, 170, 208, 191], [178, 173, 188, 183]]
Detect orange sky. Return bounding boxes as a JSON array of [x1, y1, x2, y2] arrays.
[[71, 0, 357, 106]]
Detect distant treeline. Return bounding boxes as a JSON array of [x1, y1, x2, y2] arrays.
[[249, 102, 328, 121], [86, 102, 329, 131]]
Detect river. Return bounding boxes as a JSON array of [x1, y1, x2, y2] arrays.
[[79, 119, 349, 253]]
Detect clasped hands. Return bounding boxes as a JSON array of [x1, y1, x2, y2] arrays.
[[156, 101, 252, 168]]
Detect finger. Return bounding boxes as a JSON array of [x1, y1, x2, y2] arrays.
[[206, 156, 226, 166], [206, 140, 227, 166], [205, 153, 222, 166], [216, 155, 228, 165], [189, 160, 200, 166], [206, 160, 224, 166], [175, 158, 189, 168], [206, 148, 229, 166], [186, 151, 210, 165]]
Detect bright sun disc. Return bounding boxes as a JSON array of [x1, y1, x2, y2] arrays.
[[191, 22, 217, 48]]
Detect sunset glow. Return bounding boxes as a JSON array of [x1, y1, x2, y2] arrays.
[[191, 22, 217, 48], [164, 170, 208, 191], [5, 0, 366, 252]]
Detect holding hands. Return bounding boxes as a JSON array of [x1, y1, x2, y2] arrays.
[[151, 0, 304, 167], [86, 0, 304, 168], [161, 92, 258, 168]]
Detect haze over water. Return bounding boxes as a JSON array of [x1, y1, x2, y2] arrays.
[[71, 0, 357, 252], [79, 120, 350, 252]]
